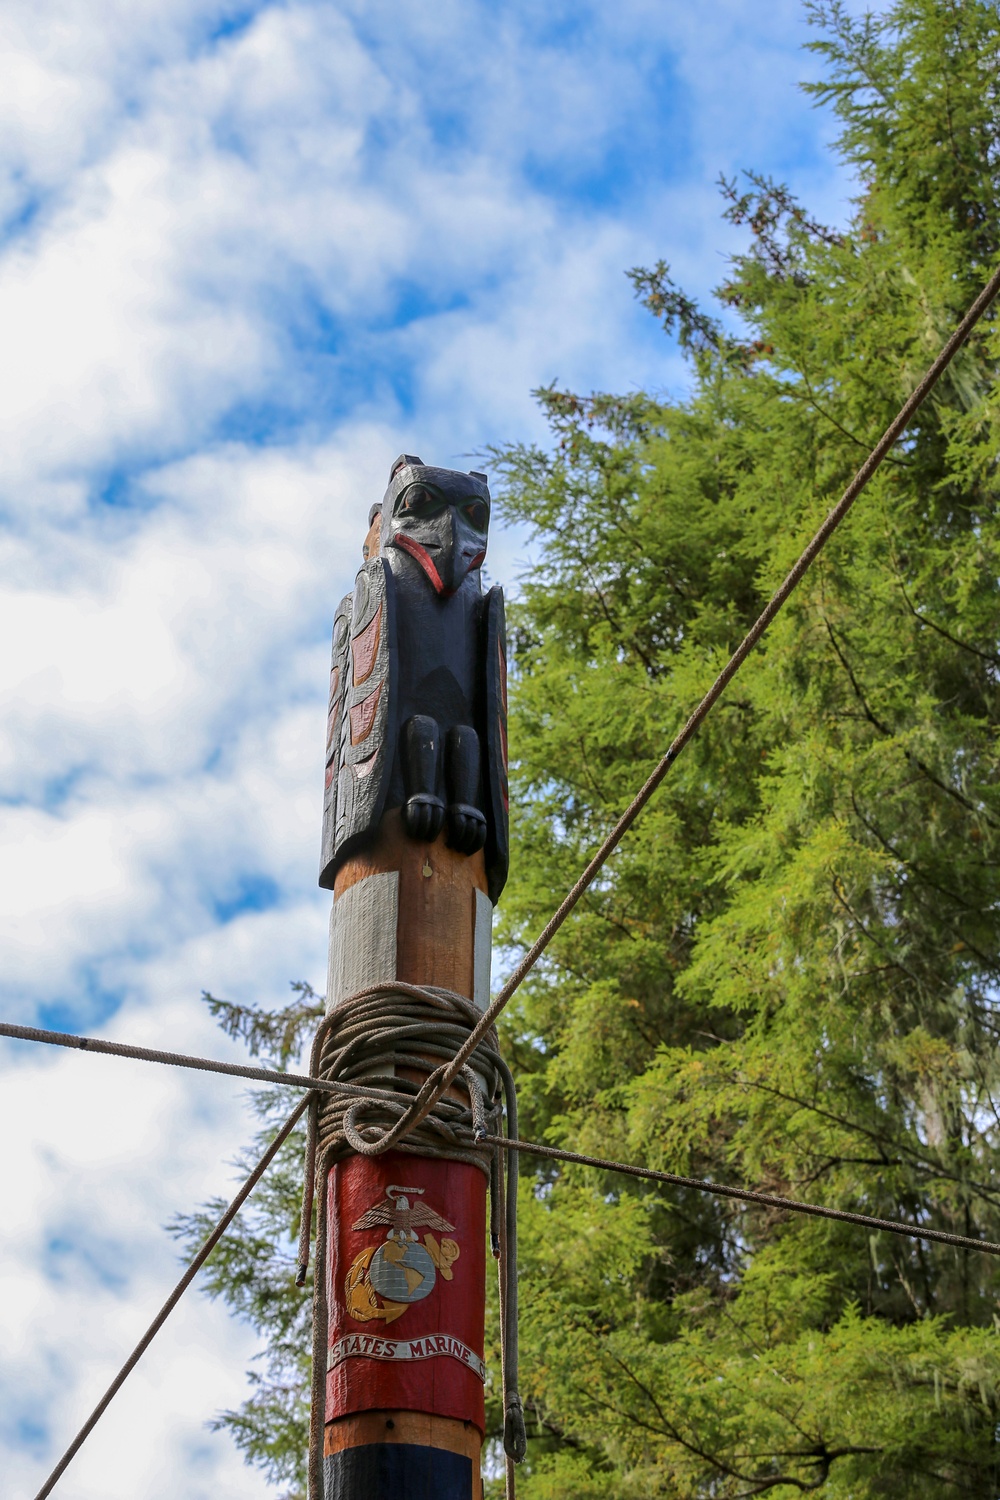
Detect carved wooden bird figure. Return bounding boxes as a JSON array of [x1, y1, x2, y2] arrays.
[[319, 454, 509, 902]]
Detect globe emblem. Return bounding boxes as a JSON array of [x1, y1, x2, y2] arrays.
[[369, 1239, 437, 1305], [346, 1185, 460, 1325]]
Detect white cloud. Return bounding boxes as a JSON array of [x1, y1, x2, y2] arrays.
[[0, 1038, 276, 1499], [0, 0, 876, 1491]]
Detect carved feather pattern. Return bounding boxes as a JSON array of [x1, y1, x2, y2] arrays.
[[351, 605, 382, 686], [352, 1199, 455, 1234]]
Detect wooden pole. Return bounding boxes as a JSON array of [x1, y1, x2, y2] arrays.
[[322, 816, 488, 1497], [318, 462, 507, 1500]]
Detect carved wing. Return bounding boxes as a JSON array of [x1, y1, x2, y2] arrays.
[[351, 1202, 396, 1231], [318, 591, 353, 888], [319, 557, 397, 890], [482, 585, 509, 904], [409, 1202, 456, 1233]]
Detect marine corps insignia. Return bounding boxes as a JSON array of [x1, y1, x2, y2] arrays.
[[345, 1184, 461, 1326]]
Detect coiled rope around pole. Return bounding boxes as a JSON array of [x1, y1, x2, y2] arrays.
[[6, 1016, 997, 1261], [7, 1014, 1000, 1248], [293, 983, 525, 1499], [17, 1032, 1000, 1500]]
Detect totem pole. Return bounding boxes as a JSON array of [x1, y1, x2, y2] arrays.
[[316, 455, 508, 1498]]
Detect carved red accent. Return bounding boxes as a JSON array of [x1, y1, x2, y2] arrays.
[[349, 683, 382, 745], [325, 1152, 486, 1433], [351, 608, 382, 686], [354, 749, 378, 778], [391, 538, 487, 597], [325, 760, 336, 790], [392, 533, 448, 594]]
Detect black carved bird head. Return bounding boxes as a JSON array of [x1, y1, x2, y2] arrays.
[[379, 454, 491, 597]]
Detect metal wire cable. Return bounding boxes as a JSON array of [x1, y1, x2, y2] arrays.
[[13, 1019, 1000, 1499], [0, 1018, 380, 1103], [376, 259, 1000, 1153], [8, 1013, 1000, 1259], [31, 1097, 310, 1500], [475, 1134, 1000, 1257]]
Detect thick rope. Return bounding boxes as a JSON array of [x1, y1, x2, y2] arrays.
[[31, 1098, 310, 1500], [296, 983, 508, 1284], [476, 1134, 1000, 1257], [0, 1018, 381, 1103], [493, 1137, 520, 1500], [9, 1016, 1000, 1256], [22, 1062, 998, 1500], [296, 983, 526, 1498]]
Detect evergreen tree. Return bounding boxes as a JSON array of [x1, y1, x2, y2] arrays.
[[177, 3, 1000, 1494]]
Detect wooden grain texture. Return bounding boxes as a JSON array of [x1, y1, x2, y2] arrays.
[[325, 1413, 484, 1500], [473, 889, 492, 1011], [327, 871, 399, 1012], [334, 809, 486, 1001], [325, 1409, 482, 1465], [325, 1152, 487, 1433], [324, 485, 497, 1493], [325, 810, 492, 1493]]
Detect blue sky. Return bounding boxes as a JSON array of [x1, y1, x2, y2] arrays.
[[0, 2, 873, 1494]]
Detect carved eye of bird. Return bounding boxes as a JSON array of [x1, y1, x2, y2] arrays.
[[461, 499, 489, 532], [399, 483, 446, 516]]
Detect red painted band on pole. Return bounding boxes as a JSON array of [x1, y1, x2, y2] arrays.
[[325, 1152, 487, 1433]]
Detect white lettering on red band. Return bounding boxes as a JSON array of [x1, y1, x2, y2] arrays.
[[328, 1331, 487, 1383]]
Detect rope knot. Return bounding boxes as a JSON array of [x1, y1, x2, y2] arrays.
[[504, 1392, 528, 1463]]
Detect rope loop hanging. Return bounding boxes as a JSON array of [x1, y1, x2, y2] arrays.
[[296, 981, 526, 1500]]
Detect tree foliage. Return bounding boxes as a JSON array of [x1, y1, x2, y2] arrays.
[[171, 985, 323, 1498], [178, 3, 1000, 1494]]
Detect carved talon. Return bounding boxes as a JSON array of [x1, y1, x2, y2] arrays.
[[446, 803, 487, 855], [403, 793, 445, 842]]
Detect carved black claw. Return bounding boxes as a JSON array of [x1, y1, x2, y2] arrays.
[[401, 716, 444, 841], [446, 802, 487, 854], [403, 793, 446, 842]]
